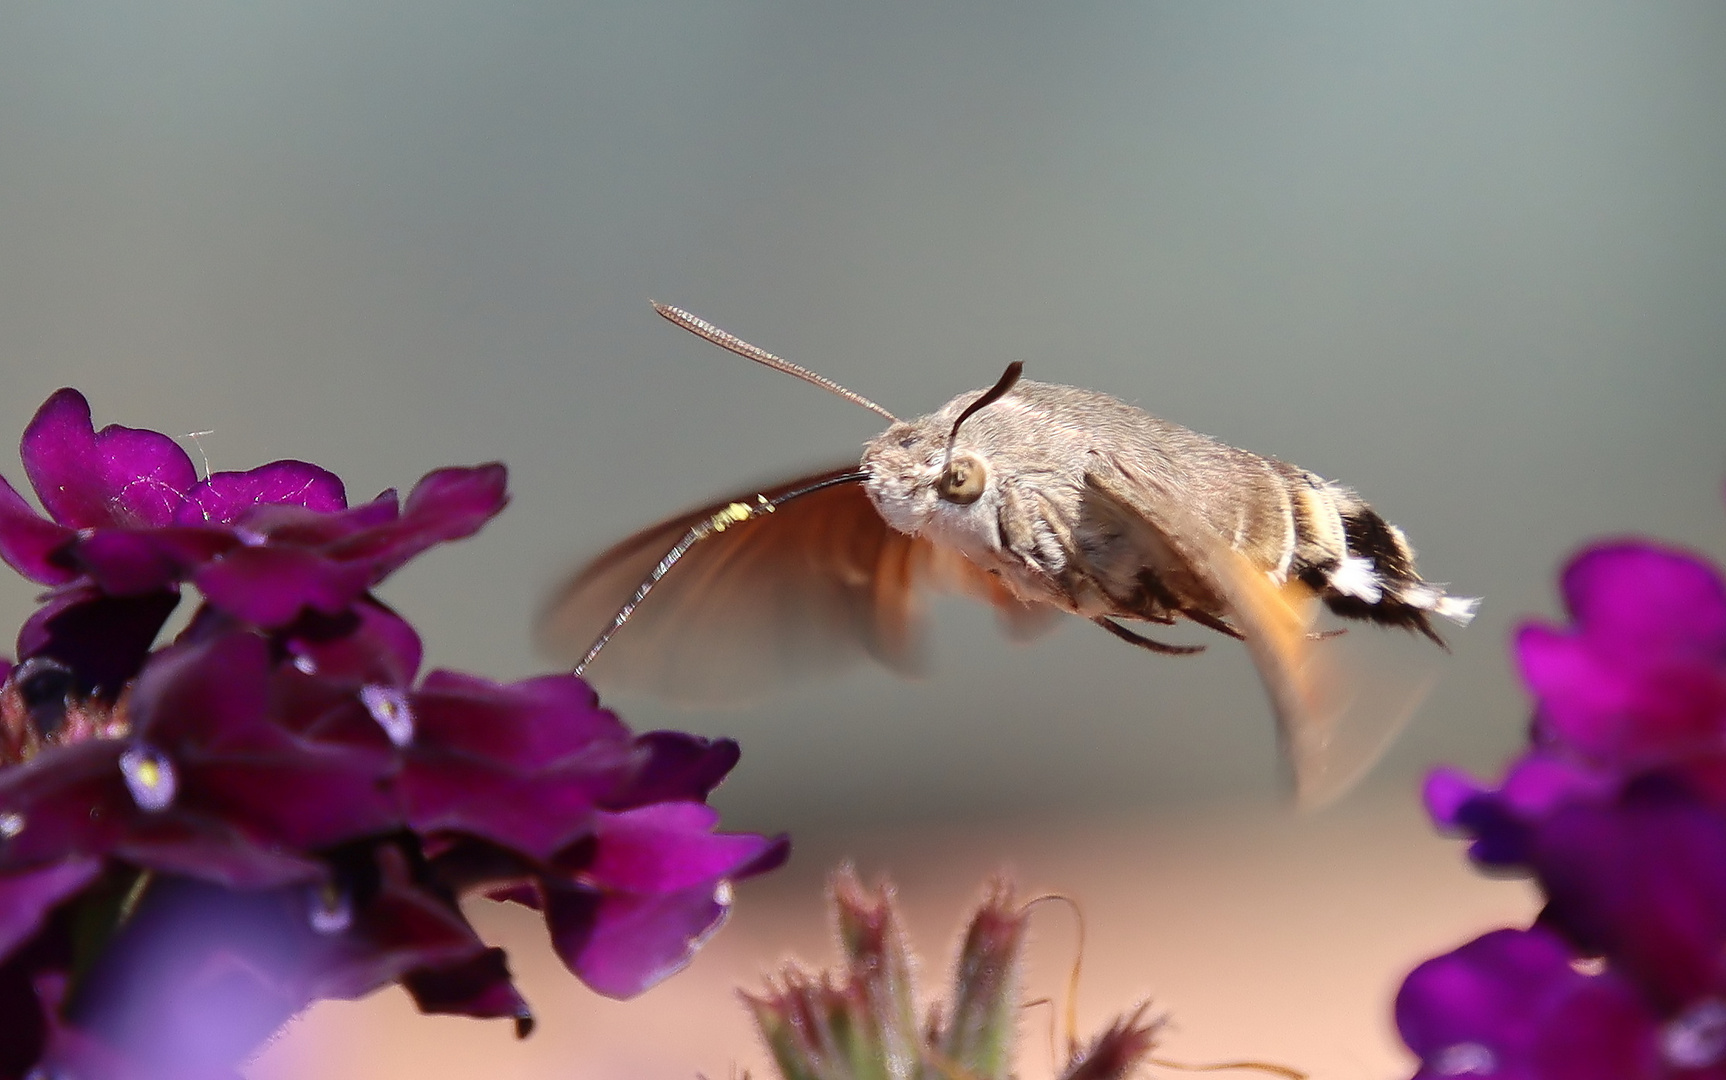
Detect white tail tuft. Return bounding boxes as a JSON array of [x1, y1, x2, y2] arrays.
[[1329, 556, 1383, 602], [1434, 594, 1482, 625]]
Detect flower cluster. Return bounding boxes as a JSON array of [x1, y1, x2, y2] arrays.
[[1398, 524, 1726, 1078], [0, 390, 786, 1079]]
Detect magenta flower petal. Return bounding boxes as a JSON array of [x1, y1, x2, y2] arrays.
[[0, 742, 136, 869], [282, 601, 423, 690], [194, 546, 375, 627], [178, 460, 348, 525], [67, 527, 238, 598], [588, 802, 784, 893], [546, 881, 733, 1000], [481, 881, 540, 909], [542, 808, 789, 997], [1425, 767, 1488, 831], [18, 587, 180, 697], [396, 672, 645, 858], [112, 817, 328, 890], [325, 464, 508, 573], [43, 853, 520, 1076], [1398, 929, 1671, 1079], [1531, 787, 1726, 1011], [265, 676, 396, 754], [22, 390, 197, 530], [1528, 976, 1664, 1080], [0, 475, 75, 585], [610, 731, 742, 806], [1518, 621, 1726, 766], [344, 490, 402, 529], [130, 634, 271, 749], [0, 859, 101, 962], [1562, 544, 1726, 662], [306, 845, 499, 1002], [235, 492, 400, 549], [127, 635, 401, 849], [402, 463, 509, 531], [1397, 926, 1606, 1080], [5, 633, 383, 883], [1516, 543, 1726, 767], [1499, 754, 1612, 818], [260, 608, 425, 763], [399, 755, 614, 860], [66, 532, 184, 598], [400, 948, 533, 1033], [182, 748, 402, 851], [0, 737, 327, 890], [411, 671, 629, 766]]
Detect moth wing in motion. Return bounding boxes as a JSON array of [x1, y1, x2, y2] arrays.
[[538, 466, 1059, 704], [1081, 461, 1428, 808]]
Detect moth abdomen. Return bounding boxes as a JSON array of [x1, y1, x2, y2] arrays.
[[1283, 476, 1478, 647]]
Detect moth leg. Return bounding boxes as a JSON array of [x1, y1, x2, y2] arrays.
[[1093, 616, 1206, 656], [997, 485, 1069, 576], [1309, 627, 1348, 641], [1180, 607, 1247, 641]]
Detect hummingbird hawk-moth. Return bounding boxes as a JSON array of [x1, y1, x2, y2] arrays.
[[540, 305, 1478, 805]]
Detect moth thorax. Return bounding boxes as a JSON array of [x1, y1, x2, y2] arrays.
[[936, 452, 988, 505]]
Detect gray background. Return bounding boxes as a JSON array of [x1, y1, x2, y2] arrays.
[[3, 2, 1723, 834]]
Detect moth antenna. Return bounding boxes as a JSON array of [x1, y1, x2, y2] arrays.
[[571, 470, 870, 678], [948, 361, 1024, 444], [652, 302, 899, 423], [942, 360, 1025, 477]]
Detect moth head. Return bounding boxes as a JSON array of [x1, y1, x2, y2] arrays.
[[860, 422, 945, 530], [861, 362, 1023, 536]]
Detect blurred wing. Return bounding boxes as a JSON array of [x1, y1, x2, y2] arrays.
[[538, 467, 1059, 704], [1084, 460, 1421, 808]]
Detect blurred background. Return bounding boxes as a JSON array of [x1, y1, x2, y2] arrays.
[[2, 3, 1722, 1077]]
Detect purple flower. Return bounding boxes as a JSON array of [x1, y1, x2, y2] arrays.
[[1519, 543, 1726, 770], [1398, 927, 1662, 1080], [1530, 781, 1726, 1012], [540, 801, 788, 998], [0, 389, 786, 1078], [1400, 499, 1726, 1077], [0, 389, 508, 700]]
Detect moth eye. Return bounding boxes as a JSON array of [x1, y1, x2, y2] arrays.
[[936, 453, 988, 505]]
